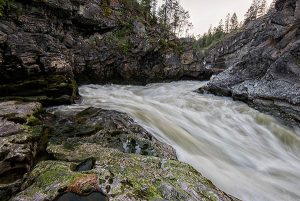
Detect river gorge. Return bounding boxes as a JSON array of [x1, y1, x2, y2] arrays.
[[50, 81, 300, 201]]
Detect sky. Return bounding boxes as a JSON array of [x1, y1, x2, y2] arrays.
[[157, 0, 273, 36]]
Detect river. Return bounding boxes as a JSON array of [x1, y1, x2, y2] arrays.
[[55, 81, 300, 201]]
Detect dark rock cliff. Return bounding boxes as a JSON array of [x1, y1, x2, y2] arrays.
[[0, 0, 209, 106], [200, 0, 300, 124]]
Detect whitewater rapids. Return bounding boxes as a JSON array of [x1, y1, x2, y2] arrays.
[[55, 81, 300, 201]]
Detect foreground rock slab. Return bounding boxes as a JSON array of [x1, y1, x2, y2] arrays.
[[12, 156, 238, 201], [0, 105, 239, 201]]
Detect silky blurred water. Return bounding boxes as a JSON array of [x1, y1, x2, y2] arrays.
[[55, 81, 300, 201]]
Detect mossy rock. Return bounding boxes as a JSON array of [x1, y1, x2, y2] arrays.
[[0, 101, 46, 201], [45, 107, 177, 160], [11, 154, 238, 201]]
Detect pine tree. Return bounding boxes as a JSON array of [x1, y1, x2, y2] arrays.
[[150, 0, 157, 16], [257, 0, 267, 17], [225, 13, 230, 33], [244, 0, 259, 24], [158, 0, 193, 37], [267, 0, 276, 13], [230, 13, 239, 31], [214, 19, 224, 39], [208, 25, 213, 37], [217, 19, 224, 32], [140, 0, 158, 21]]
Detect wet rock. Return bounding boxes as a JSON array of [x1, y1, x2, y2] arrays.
[[0, 118, 23, 137], [45, 107, 176, 160], [26, 106, 239, 201], [11, 157, 239, 201], [0, 101, 41, 122], [0, 101, 44, 200], [75, 158, 95, 172]]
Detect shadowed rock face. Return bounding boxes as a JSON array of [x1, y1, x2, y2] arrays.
[[0, 0, 211, 106], [200, 0, 300, 124]]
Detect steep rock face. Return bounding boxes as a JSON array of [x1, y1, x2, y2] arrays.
[[0, 0, 209, 105], [201, 0, 300, 124]]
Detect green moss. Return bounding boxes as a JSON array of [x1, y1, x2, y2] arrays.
[[200, 191, 219, 201], [102, 0, 112, 16], [22, 161, 82, 197], [26, 115, 41, 126], [103, 22, 134, 54], [63, 141, 78, 150], [0, 0, 13, 16]]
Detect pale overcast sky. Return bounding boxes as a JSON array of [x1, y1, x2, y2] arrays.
[[157, 0, 273, 35]]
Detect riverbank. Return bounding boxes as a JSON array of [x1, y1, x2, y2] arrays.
[[0, 93, 240, 201]]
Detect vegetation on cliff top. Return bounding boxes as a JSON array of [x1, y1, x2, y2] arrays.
[[194, 0, 271, 52]]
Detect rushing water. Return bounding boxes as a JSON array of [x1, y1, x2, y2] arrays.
[[56, 81, 300, 201]]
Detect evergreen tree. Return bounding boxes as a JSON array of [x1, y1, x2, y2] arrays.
[[230, 13, 239, 31], [158, 0, 193, 37], [208, 25, 213, 37], [244, 0, 268, 24], [244, 0, 258, 24], [150, 0, 157, 16], [267, 0, 276, 13], [217, 19, 224, 32], [140, 0, 157, 21], [225, 13, 230, 33], [257, 0, 267, 17]]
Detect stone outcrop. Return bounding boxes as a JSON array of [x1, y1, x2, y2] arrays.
[[0, 101, 44, 200], [0, 0, 210, 106], [200, 0, 300, 124], [0, 101, 240, 201]]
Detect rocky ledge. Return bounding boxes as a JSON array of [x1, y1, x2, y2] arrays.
[[0, 101, 239, 201], [200, 0, 300, 124]]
